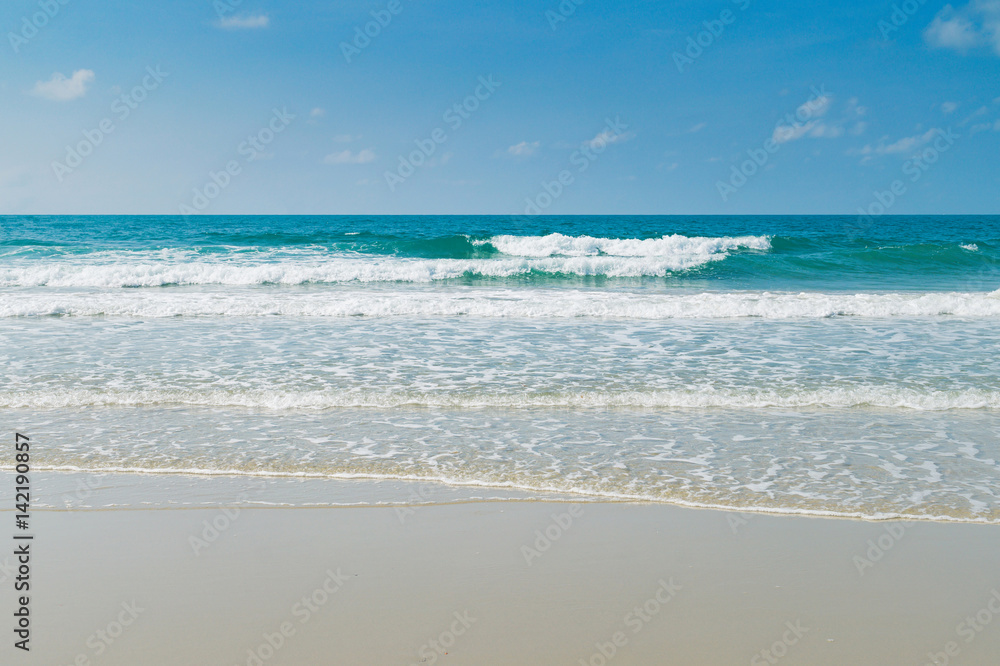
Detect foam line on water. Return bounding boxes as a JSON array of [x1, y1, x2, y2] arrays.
[[16, 465, 999, 524], [3, 289, 1000, 318], [3, 387, 999, 410]]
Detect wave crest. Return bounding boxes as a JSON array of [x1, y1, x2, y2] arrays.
[[478, 233, 771, 257]]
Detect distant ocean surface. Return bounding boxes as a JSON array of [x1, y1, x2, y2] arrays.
[[3, 215, 1000, 522]]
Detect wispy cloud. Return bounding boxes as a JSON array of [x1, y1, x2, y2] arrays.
[[324, 149, 376, 164], [856, 128, 941, 157], [959, 105, 988, 125], [970, 118, 1000, 134], [586, 128, 634, 149], [310, 108, 325, 118], [771, 93, 862, 145], [942, 101, 959, 114], [773, 122, 817, 144], [505, 141, 540, 156], [30, 69, 94, 101], [808, 123, 844, 138], [772, 95, 829, 144], [217, 14, 270, 30], [687, 122, 707, 133], [924, 1, 1000, 55]]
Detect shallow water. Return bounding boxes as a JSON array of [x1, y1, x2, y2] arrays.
[[2, 215, 999, 521]]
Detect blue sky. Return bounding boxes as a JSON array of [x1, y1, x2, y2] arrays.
[[1, 0, 998, 214]]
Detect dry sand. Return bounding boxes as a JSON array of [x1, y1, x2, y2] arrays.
[[3, 472, 1000, 665]]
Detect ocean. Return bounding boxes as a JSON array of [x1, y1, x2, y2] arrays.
[[2, 215, 999, 522]]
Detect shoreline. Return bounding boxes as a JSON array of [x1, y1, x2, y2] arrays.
[[8, 469, 1000, 526]]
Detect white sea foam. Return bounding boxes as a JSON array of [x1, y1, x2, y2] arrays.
[[3, 386, 998, 410], [3, 289, 1000, 318], [479, 233, 771, 257], [0, 257, 727, 285]]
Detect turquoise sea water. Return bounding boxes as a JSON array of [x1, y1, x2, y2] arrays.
[[2, 215, 999, 521]]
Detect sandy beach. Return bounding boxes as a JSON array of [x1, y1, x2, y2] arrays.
[[4, 471, 998, 665]]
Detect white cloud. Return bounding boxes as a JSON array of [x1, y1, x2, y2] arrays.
[[586, 128, 634, 149], [773, 121, 818, 144], [771, 94, 831, 144], [30, 69, 94, 101], [217, 14, 270, 29], [688, 122, 707, 133], [959, 105, 989, 125], [970, 117, 1000, 134], [942, 101, 959, 114], [310, 108, 325, 118], [809, 123, 844, 138], [506, 141, 539, 156], [846, 97, 867, 117], [323, 149, 376, 164], [802, 95, 832, 118], [924, 1, 1000, 55], [857, 128, 941, 156], [773, 95, 867, 145], [924, 7, 981, 50]]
